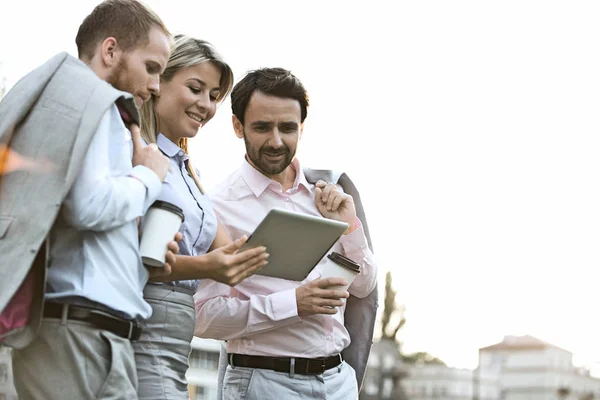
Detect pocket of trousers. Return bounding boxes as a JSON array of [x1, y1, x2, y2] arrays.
[[89, 330, 116, 399], [223, 366, 255, 400], [94, 331, 138, 399]]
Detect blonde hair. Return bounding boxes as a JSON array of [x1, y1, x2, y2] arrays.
[[140, 34, 234, 192]]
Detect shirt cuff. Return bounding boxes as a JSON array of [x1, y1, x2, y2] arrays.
[[130, 165, 162, 200], [339, 219, 369, 254], [270, 288, 300, 321]]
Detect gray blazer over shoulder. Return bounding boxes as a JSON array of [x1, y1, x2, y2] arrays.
[[303, 168, 378, 392], [0, 52, 139, 348]]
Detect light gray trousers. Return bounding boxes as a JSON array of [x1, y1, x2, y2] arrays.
[[12, 318, 138, 400], [222, 360, 358, 400], [133, 284, 195, 400]]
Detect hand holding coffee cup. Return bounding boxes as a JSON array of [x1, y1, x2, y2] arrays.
[[319, 251, 361, 291], [139, 200, 185, 268], [295, 276, 350, 317], [295, 252, 361, 316]]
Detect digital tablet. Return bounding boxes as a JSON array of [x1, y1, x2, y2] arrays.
[[239, 208, 349, 281]]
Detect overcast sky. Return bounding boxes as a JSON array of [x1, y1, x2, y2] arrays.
[[1, 0, 600, 373]]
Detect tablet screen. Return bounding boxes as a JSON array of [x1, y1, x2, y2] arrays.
[[239, 208, 349, 281]]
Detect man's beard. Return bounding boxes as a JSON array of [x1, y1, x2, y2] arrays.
[[106, 57, 135, 103], [243, 132, 295, 176]]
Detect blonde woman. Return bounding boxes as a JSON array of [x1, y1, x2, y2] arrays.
[[135, 35, 269, 400]]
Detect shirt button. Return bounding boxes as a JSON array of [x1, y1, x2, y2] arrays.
[[284, 197, 291, 202], [178, 151, 185, 157], [326, 335, 332, 340]]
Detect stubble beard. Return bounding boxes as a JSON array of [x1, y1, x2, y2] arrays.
[[243, 131, 295, 176], [106, 57, 135, 100]]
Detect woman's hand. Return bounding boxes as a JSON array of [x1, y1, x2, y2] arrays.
[[206, 236, 269, 286]]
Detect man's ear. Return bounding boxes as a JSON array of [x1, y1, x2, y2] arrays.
[[232, 115, 244, 139], [100, 37, 120, 67]]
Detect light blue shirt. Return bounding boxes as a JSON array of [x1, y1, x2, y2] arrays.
[[46, 104, 162, 320], [148, 134, 218, 292]]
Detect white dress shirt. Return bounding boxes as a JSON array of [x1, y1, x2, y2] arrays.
[[194, 158, 377, 358], [45, 104, 161, 320]]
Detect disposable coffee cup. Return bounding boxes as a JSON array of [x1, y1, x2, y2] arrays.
[[139, 200, 184, 267], [320, 252, 361, 291]]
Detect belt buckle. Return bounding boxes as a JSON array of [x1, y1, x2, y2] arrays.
[[321, 358, 327, 374], [129, 320, 142, 341], [89, 309, 138, 340], [127, 320, 134, 340]]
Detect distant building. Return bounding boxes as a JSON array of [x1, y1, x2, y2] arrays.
[[479, 335, 600, 400], [403, 364, 501, 400], [187, 337, 221, 400], [0, 346, 17, 400], [361, 339, 409, 400], [362, 339, 501, 400]]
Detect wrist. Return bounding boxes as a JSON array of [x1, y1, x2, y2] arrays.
[[185, 253, 213, 280], [203, 252, 218, 276], [344, 216, 360, 235]]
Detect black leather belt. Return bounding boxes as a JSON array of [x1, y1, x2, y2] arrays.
[[43, 302, 142, 341], [228, 353, 343, 375]]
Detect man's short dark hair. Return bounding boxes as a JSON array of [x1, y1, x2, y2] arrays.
[[231, 67, 309, 125], [76, 0, 170, 60]]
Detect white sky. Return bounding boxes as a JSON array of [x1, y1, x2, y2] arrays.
[[2, 0, 600, 373]]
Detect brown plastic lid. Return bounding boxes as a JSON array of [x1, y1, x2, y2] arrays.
[[327, 252, 361, 273], [151, 200, 185, 222]]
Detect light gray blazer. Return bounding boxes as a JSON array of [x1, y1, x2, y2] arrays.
[[304, 169, 379, 392], [0, 52, 139, 348], [215, 169, 378, 398]]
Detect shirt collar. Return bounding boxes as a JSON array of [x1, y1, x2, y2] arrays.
[[240, 157, 313, 197], [157, 133, 188, 161], [294, 159, 313, 192]]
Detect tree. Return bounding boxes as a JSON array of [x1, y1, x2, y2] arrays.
[[381, 271, 406, 342], [380, 271, 444, 365], [557, 387, 571, 399], [362, 272, 447, 399], [402, 351, 446, 366], [364, 271, 408, 400]]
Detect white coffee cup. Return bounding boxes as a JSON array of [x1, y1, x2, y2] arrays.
[[139, 200, 184, 267], [319, 252, 361, 291]]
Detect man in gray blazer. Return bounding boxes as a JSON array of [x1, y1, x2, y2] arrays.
[[0, 1, 177, 399]]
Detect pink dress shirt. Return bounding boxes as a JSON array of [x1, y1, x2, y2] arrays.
[[194, 158, 377, 358]]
